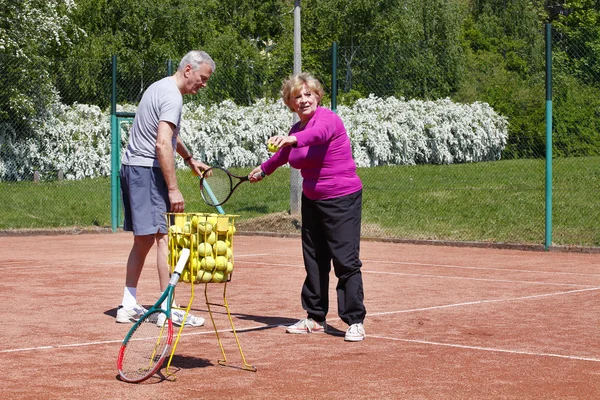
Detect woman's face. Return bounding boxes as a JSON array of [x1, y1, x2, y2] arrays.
[[291, 83, 319, 123]]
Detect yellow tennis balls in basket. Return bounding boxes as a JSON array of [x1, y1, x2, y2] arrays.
[[200, 256, 216, 271], [178, 235, 190, 249], [207, 214, 218, 227], [197, 242, 212, 257], [213, 240, 228, 256], [211, 270, 225, 283], [198, 269, 212, 283], [197, 221, 212, 234], [214, 256, 228, 271], [228, 223, 236, 235], [205, 231, 217, 245]]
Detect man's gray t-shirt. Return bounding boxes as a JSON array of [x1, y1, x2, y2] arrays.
[[122, 77, 182, 168]]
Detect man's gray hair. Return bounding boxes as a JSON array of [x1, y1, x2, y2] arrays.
[[178, 50, 216, 72]]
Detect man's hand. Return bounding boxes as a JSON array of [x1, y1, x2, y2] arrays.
[[188, 159, 210, 176], [169, 189, 185, 212]]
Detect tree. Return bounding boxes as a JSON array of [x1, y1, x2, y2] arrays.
[[455, 0, 548, 158], [0, 0, 79, 135]]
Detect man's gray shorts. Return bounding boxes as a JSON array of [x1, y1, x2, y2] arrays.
[[120, 164, 169, 236]]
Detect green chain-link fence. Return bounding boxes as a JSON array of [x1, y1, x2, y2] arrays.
[[1, 26, 599, 248]]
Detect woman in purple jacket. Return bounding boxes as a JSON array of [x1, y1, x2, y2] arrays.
[[249, 72, 366, 342]]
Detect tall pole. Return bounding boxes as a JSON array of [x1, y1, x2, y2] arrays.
[[290, 0, 302, 215], [545, 23, 553, 250], [110, 55, 119, 232], [332, 42, 338, 113]]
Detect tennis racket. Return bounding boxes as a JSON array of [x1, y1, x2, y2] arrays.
[[199, 167, 264, 207], [117, 248, 190, 383]]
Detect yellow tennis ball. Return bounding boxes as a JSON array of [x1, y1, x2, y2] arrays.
[[207, 214, 218, 226], [206, 231, 217, 245], [226, 261, 233, 273], [198, 270, 212, 283], [200, 256, 216, 271], [211, 270, 225, 283], [213, 240, 228, 256], [197, 242, 212, 257], [215, 255, 228, 271], [267, 143, 279, 152], [178, 235, 190, 248], [197, 221, 213, 234], [169, 224, 183, 234], [183, 222, 192, 234], [227, 224, 236, 235]]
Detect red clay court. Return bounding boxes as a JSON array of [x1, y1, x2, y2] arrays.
[[1, 232, 598, 399]]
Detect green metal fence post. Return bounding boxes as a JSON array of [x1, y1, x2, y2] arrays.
[[331, 42, 337, 113], [110, 55, 119, 233], [545, 23, 553, 250]]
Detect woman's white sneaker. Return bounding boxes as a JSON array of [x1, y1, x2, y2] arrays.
[[285, 318, 327, 334], [344, 323, 366, 342]]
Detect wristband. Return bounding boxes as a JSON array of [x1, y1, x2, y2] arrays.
[[184, 154, 193, 163]]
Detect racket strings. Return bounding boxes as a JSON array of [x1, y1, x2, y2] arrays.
[[201, 169, 232, 206], [120, 311, 171, 381]]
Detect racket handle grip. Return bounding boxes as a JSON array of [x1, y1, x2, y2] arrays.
[[173, 248, 190, 275], [252, 171, 266, 180]]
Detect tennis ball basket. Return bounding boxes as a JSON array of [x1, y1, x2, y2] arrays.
[[166, 212, 237, 284], [164, 212, 255, 373]]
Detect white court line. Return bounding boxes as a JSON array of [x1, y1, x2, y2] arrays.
[[368, 286, 600, 316], [4, 287, 598, 355], [3, 321, 599, 364], [364, 270, 595, 288], [235, 260, 595, 288], [239, 254, 600, 277], [0, 254, 271, 271], [0, 325, 260, 354], [361, 259, 600, 277], [368, 335, 600, 363]]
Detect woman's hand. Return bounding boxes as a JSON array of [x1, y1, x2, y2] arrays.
[[248, 166, 265, 183], [268, 135, 297, 149]]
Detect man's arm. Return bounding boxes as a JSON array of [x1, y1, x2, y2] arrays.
[[156, 120, 184, 212]]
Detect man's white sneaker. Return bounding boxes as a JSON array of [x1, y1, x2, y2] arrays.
[[344, 323, 366, 342], [116, 304, 147, 323], [285, 318, 327, 334]]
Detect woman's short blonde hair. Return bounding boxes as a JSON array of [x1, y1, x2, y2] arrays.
[[280, 72, 324, 111]]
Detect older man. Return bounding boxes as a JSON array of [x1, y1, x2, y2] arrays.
[[117, 50, 215, 327]]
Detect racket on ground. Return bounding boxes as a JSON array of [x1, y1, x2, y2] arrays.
[[199, 166, 264, 207], [117, 248, 190, 383]]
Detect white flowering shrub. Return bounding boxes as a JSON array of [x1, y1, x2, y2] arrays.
[[338, 95, 509, 167], [0, 96, 507, 181]]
